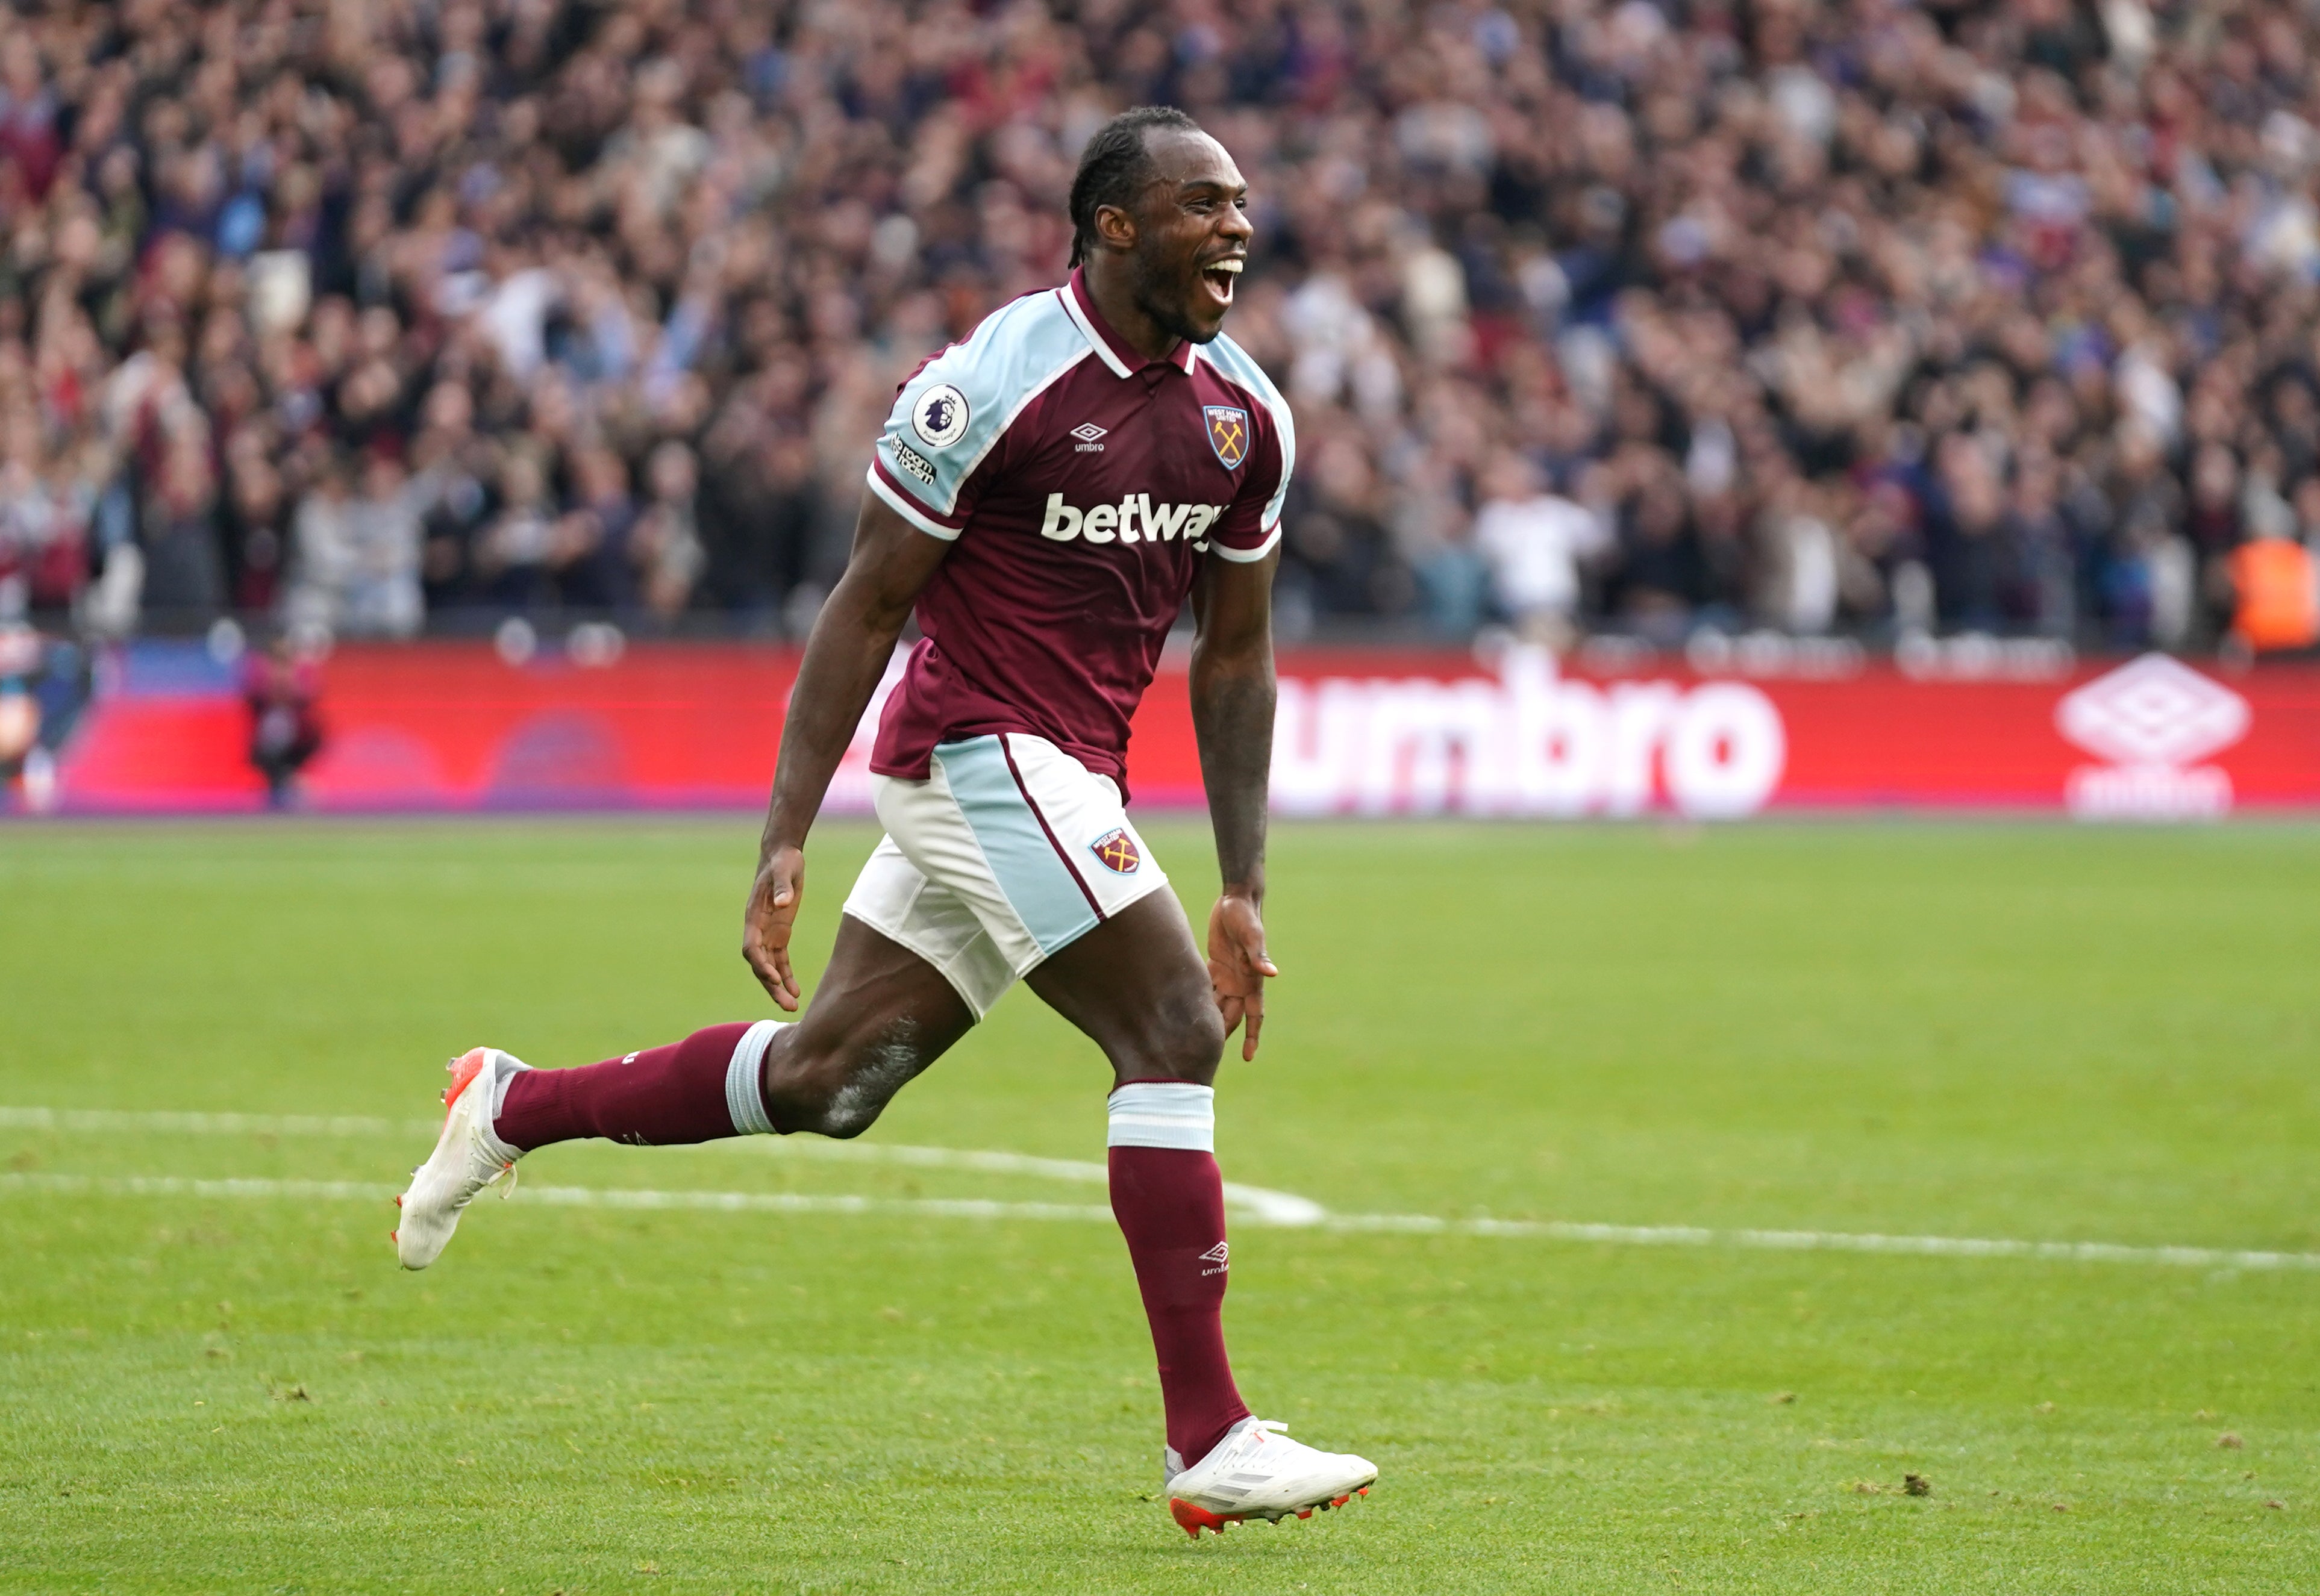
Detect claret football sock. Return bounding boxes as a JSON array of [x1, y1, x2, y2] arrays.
[[493, 1020, 788, 1150], [1107, 1081, 1252, 1470]]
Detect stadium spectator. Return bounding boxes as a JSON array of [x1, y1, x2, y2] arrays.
[[631, 440, 706, 623], [1471, 449, 1609, 644], [2, 625, 92, 808], [3, 0, 2320, 658], [2229, 521, 2320, 652], [241, 633, 324, 808]]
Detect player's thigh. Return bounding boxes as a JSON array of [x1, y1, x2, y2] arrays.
[[1024, 890, 1225, 1088], [796, 909, 978, 1054], [763, 911, 977, 1132], [771, 835, 982, 1113]]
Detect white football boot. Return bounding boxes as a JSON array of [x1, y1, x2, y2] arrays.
[[393, 1047, 528, 1270], [1163, 1417, 1378, 1538]]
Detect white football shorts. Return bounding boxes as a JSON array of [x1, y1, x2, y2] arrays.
[[840, 732, 1171, 1018]]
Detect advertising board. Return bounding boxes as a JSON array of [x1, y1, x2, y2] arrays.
[[28, 641, 2320, 818]]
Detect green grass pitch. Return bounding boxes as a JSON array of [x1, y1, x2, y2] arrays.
[[3, 817, 2317, 1593]]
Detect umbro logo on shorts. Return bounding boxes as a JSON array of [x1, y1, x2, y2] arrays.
[[1040, 493, 1225, 547], [1090, 828, 1142, 874]]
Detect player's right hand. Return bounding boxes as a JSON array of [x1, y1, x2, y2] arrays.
[[742, 845, 807, 1011]]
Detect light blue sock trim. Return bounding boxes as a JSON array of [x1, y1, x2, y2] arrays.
[[726, 1020, 784, 1136], [487, 1052, 530, 1122], [1106, 1082, 1215, 1152], [477, 1051, 528, 1165]]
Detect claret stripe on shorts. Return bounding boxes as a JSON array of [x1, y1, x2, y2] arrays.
[[999, 733, 1106, 923], [930, 735, 1103, 956]]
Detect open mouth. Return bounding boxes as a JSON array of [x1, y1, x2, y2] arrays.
[[1200, 257, 1243, 307]]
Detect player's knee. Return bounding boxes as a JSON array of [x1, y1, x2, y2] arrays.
[[1127, 998, 1227, 1087], [762, 1017, 931, 1139]]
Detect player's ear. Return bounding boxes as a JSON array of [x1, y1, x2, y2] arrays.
[[1093, 201, 1137, 254]]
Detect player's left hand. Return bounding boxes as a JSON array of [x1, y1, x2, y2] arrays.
[[1206, 893, 1278, 1061]]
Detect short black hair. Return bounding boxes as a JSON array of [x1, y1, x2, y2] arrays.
[[1068, 105, 1204, 269]]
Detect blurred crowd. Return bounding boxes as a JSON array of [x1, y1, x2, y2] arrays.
[[4, 0, 2320, 652]]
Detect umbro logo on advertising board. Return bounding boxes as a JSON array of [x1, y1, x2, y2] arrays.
[[2056, 652, 2250, 820], [1040, 493, 1224, 546]]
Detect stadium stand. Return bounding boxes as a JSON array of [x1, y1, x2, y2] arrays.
[[1, 0, 2318, 652]]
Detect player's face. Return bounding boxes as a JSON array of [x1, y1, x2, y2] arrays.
[[1127, 130, 1252, 346]]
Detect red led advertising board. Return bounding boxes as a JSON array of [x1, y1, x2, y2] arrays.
[[26, 641, 2320, 818]]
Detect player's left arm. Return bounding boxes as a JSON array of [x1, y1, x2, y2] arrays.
[[1189, 546, 1281, 1061]]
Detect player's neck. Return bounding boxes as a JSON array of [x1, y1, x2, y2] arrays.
[[1080, 261, 1184, 366]]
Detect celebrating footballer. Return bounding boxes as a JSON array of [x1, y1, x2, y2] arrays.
[[393, 106, 1377, 1537]]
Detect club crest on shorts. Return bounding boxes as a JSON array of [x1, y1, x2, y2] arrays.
[[1090, 828, 1142, 874], [1204, 405, 1250, 469]]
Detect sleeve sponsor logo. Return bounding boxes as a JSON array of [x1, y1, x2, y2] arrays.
[[1203, 405, 1249, 469], [892, 438, 938, 485], [1039, 493, 1222, 547], [912, 384, 971, 448]]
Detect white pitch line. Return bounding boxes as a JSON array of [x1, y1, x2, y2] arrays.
[[0, 1105, 416, 1138], [1321, 1212, 2320, 1271], [718, 1133, 1327, 1226], [0, 1105, 1325, 1226], [0, 1170, 2314, 1273], [0, 1172, 1115, 1224]]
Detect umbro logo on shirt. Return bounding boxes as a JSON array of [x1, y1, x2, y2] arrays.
[[1070, 423, 1107, 443], [1040, 493, 1225, 546]]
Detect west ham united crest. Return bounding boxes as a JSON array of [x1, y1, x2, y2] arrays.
[[1090, 828, 1142, 874], [1204, 405, 1250, 469]]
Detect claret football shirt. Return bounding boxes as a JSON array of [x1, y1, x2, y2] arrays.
[[864, 268, 1295, 794]]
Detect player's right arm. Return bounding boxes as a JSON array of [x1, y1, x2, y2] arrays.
[[746, 307, 1030, 1005], [742, 492, 948, 1009]]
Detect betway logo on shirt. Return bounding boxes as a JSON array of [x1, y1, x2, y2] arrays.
[[1039, 493, 1225, 546]]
